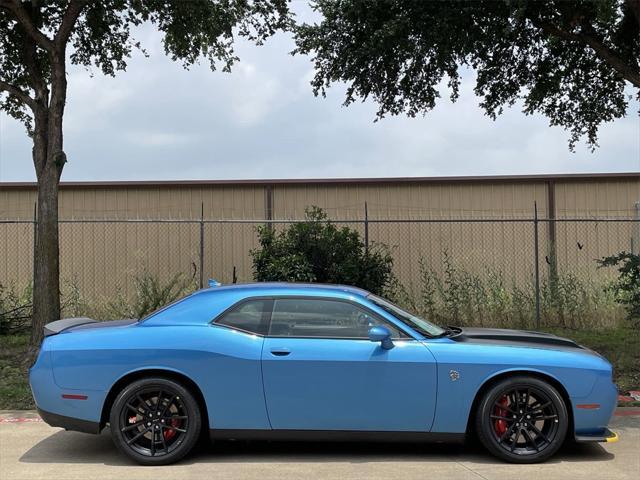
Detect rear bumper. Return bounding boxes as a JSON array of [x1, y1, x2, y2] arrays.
[[37, 407, 101, 434], [575, 428, 619, 443], [29, 342, 106, 429]]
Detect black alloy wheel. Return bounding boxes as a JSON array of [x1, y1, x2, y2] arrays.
[[110, 377, 201, 465], [476, 376, 568, 463]]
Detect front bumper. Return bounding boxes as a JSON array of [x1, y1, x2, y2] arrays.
[[571, 370, 618, 440], [575, 428, 619, 443]]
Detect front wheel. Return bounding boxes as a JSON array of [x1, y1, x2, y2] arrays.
[[109, 377, 201, 465], [475, 376, 568, 463]]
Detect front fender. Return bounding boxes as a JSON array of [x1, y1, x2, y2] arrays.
[[425, 340, 609, 434]]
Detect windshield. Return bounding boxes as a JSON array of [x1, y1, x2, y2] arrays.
[[367, 295, 446, 337]]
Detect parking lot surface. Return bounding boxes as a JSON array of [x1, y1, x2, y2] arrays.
[[1, 410, 638, 480]]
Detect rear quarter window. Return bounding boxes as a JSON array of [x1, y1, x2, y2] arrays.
[[214, 299, 272, 335]]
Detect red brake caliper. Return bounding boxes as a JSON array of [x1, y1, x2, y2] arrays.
[[494, 395, 509, 436], [163, 418, 180, 441]]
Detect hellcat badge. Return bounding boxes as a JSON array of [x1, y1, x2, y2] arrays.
[[449, 370, 460, 381]]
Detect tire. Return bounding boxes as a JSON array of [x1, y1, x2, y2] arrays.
[[109, 377, 202, 465], [475, 376, 568, 463]]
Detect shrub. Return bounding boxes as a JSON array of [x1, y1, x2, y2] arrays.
[[0, 283, 32, 335], [105, 271, 197, 319], [599, 252, 640, 324], [0, 279, 105, 335], [0, 270, 199, 333], [251, 206, 394, 295]]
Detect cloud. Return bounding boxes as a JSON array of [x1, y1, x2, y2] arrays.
[[228, 62, 283, 126], [124, 131, 195, 147]]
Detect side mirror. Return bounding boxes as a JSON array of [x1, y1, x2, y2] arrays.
[[368, 325, 394, 350]]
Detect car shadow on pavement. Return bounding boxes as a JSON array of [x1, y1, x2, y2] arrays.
[[19, 429, 614, 467]]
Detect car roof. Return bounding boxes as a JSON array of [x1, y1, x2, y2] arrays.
[[142, 282, 376, 327], [193, 282, 370, 298]]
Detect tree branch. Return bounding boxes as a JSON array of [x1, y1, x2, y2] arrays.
[[531, 17, 640, 88], [0, 79, 36, 110], [23, 37, 48, 102], [0, 0, 53, 52], [21, 17, 49, 103], [55, 0, 89, 47]]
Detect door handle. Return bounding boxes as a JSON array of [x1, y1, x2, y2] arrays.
[[270, 348, 291, 356]]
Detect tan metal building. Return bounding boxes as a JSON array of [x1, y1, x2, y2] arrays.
[[2, 172, 639, 220], [1, 173, 639, 303]]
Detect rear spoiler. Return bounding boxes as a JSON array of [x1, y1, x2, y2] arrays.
[[44, 317, 97, 337]]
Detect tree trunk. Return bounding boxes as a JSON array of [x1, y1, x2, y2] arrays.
[[30, 65, 66, 345], [30, 134, 62, 346]]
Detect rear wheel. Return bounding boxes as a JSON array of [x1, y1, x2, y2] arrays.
[[475, 376, 568, 463], [109, 377, 201, 465]]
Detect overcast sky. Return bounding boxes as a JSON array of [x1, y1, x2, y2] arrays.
[[1, 3, 639, 182]]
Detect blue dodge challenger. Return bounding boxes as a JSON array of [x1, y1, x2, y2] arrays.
[[30, 282, 618, 465]]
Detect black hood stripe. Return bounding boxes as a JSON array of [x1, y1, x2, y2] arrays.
[[453, 327, 583, 350]]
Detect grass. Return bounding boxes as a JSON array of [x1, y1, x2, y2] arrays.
[[0, 327, 638, 411], [544, 326, 640, 394], [0, 334, 34, 410]]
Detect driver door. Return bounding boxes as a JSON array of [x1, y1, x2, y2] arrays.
[[260, 297, 438, 431]]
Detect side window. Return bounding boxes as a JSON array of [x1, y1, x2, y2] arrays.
[[269, 298, 405, 339], [215, 299, 272, 335]]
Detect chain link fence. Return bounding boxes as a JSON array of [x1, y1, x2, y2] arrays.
[[1, 215, 638, 329]]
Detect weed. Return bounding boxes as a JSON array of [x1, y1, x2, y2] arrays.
[[394, 255, 626, 330]]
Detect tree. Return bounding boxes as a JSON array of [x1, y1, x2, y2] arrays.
[[295, 0, 640, 150], [0, 0, 290, 346], [599, 252, 640, 324], [251, 206, 394, 295]]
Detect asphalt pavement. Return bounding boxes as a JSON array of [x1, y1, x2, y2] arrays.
[[1, 410, 638, 480]]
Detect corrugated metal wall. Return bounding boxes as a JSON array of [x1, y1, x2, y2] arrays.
[[555, 179, 639, 218], [1, 175, 638, 302], [272, 181, 551, 219], [4, 176, 637, 220]]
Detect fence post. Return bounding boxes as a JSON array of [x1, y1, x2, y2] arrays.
[[32, 202, 37, 289], [534, 201, 541, 329], [546, 180, 558, 293], [364, 201, 369, 254], [265, 184, 273, 232], [634, 201, 640, 254], [199, 202, 204, 289]]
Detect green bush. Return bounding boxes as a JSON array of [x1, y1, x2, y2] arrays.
[[251, 206, 394, 295], [599, 251, 640, 324]]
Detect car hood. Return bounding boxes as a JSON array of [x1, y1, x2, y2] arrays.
[[451, 327, 584, 351]]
